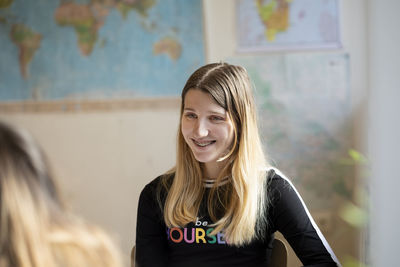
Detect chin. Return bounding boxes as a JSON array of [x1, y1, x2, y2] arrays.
[[192, 154, 216, 164]]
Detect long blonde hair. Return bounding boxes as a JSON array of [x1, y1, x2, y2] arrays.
[[0, 121, 122, 267], [162, 63, 271, 246]]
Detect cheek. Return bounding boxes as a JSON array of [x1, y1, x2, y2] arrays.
[[226, 132, 234, 147], [214, 126, 233, 144], [181, 121, 191, 139], [226, 125, 235, 146]]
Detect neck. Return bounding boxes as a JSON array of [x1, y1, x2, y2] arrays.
[[202, 160, 228, 179]]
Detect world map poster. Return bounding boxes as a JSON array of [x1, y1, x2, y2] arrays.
[[0, 0, 205, 101], [237, 0, 341, 52]]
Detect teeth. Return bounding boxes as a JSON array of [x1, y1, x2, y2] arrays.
[[194, 140, 214, 147]]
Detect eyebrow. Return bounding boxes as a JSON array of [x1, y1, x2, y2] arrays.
[[183, 108, 226, 116]]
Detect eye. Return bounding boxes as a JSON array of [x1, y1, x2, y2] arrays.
[[184, 112, 197, 119], [210, 115, 224, 122]]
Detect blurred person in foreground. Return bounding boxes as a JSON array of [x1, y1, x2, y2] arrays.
[[0, 121, 122, 267]]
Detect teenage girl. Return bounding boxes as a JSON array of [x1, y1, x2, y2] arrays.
[[135, 63, 340, 267]]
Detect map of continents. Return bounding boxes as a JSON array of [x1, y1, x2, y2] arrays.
[[237, 0, 340, 51], [0, 0, 204, 100], [0, 0, 41, 80]]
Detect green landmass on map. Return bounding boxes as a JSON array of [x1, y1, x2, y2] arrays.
[[256, 0, 291, 41], [115, 0, 156, 19], [10, 23, 42, 79], [153, 36, 182, 61], [54, 0, 156, 56], [54, 2, 99, 56], [0, 0, 14, 9]]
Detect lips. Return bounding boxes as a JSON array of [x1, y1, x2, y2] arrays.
[[192, 139, 216, 147]]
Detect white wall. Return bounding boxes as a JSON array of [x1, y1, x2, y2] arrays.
[[368, 0, 400, 266]]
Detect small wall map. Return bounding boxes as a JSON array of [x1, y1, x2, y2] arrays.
[[0, 0, 205, 101], [237, 0, 341, 51]]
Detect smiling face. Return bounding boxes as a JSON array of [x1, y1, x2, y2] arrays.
[[181, 89, 235, 177]]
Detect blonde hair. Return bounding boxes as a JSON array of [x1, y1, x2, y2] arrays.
[[162, 63, 271, 246], [0, 121, 122, 267]]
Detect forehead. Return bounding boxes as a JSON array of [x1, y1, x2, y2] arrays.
[[183, 89, 225, 112]]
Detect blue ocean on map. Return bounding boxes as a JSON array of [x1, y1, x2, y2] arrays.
[[0, 0, 205, 101]]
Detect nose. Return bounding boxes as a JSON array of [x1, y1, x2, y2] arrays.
[[194, 119, 209, 138]]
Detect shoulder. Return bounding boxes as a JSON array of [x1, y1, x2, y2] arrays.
[[266, 167, 301, 206], [142, 172, 174, 191], [139, 173, 175, 204], [266, 167, 293, 192], [142, 175, 162, 192], [139, 176, 160, 199]]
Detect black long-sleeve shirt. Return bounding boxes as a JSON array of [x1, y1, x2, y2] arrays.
[[135, 168, 340, 267]]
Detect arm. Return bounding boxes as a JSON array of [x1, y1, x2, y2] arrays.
[[135, 182, 168, 267], [269, 170, 341, 267]]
